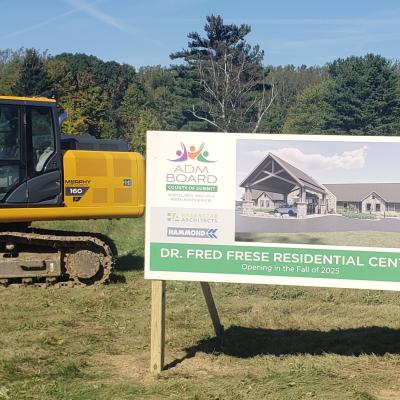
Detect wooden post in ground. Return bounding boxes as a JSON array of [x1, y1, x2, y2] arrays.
[[200, 282, 224, 338], [150, 280, 166, 375]]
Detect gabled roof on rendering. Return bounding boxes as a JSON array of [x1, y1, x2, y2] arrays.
[[360, 191, 386, 203], [251, 190, 284, 201], [271, 154, 324, 193], [324, 183, 400, 203], [240, 152, 326, 195]]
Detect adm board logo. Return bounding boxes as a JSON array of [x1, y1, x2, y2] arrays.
[[166, 142, 218, 187], [169, 142, 216, 163]]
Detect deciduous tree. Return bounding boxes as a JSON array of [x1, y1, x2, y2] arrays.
[[282, 80, 334, 134]]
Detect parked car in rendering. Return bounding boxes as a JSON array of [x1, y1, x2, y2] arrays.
[[274, 204, 297, 216]]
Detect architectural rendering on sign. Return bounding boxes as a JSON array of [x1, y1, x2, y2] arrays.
[[239, 152, 400, 218], [240, 153, 335, 218]]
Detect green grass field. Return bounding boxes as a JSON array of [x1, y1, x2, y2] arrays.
[[1, 219, 400, 399]]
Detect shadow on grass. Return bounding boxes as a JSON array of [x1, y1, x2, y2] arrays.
[[109, 273, 127, 284], [115, 253, 144, 272], [166, 325, 400, 369], [108, 254, 143, 285]]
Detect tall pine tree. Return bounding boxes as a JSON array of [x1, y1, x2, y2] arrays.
[[13, 49, 51, 97], [171, 15, 275, 132]]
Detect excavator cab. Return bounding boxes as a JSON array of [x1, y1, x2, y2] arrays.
[[0, 97, 62, 206]]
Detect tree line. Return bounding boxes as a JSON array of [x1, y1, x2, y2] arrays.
[[1, 15, 400, 153]]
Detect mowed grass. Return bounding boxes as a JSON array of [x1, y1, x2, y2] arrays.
[[1, 219, 400, 399], [236, 231, 400, 248]]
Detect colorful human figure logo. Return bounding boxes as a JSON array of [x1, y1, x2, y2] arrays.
[[169, 142, 216, 163]]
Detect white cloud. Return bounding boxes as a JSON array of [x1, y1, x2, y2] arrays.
[[65, 0, 128, 32], [249, 146, 368, 171]]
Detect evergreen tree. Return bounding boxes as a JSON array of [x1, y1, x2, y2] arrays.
[[13, 49, 51, 97], [325, 54, 400, 135]]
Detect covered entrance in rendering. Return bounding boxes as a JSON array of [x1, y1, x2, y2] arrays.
[[239, 153, 333, 218]]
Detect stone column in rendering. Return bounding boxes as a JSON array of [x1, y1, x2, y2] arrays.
[[297, 188, 307, 218], [242, 186, 254, 215], [320, 194, 327, 215], [297, 202, 307, 218]]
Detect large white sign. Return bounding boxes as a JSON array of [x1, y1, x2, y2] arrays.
[[145, 131, 400, 291]]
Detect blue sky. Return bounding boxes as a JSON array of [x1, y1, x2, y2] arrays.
[[1, 0, 400, 68]]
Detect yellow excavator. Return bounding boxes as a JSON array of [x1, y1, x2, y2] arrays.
[[0, 96, 145, 287]]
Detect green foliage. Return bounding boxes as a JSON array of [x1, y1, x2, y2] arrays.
[[47, 53, 136, 139], [341, 211, 379, 220], [1, 42, 400, 146], [131, 108, 161, 154], [171, 14, 260, 64], [137, 65, 207, 131], [117, 82, 145, 140], [282, 54, 400, 135], [262, 65, 329, 133], [325, 54, 400, 134], [0, 49, 26, 95], [13, 48, 51, 97], [283, 80, 334, 134]]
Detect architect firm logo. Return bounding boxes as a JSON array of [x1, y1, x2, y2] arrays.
[[169, 142, 216, 163], [167, 227, 218, 239], [167, 212, 218, 224]]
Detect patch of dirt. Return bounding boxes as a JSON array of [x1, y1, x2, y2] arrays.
[[89, 353, 152, 383], [375, 389, 400, 400], [90, 351, 241, 382], [163, 352, 242, 378]]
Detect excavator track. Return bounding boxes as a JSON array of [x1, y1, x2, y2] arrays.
[[0, 228, 114, 288]]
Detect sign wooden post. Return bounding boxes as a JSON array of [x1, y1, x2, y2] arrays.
[[150, 280, 223, 374], [150, 280, 166, 375], [200, 282, 224, 338]]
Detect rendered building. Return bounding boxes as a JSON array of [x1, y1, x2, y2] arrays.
[[240, 153, 400, 217]]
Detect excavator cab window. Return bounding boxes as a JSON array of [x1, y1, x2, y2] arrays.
[[30, 107, 55, 172], [0, 104, 23, 201], [25, 105, 62, 206], [0, 100, 62, 206]]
